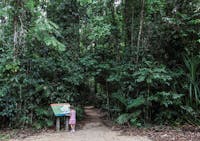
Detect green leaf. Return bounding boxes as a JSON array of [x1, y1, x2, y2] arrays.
[[46, 120, 54, 127], [116, 113, 130, 124], [127, 96, 145, 110], [180, 106, 196, 116], [25, 0, 35, 11], [112, 93, 127, 106], [129, 110, 142, 118]]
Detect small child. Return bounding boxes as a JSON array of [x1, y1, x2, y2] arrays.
[[69, 106, 76, 132]]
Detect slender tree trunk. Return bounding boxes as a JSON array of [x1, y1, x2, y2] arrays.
[[106, 81, 111, 119], [13, 0, 26, 61], [136, 0, 145, 63], [111, 0, 120, 62], [13, 15, 18, 61], [76, 0, 81, 58], [130, 6, 134, 62], [13, 0, 20, 61], [124, 0, 132, 60], [124, 0, 136, 62]]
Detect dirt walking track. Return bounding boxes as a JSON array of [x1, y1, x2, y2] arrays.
[[10, 107, 151, 141]]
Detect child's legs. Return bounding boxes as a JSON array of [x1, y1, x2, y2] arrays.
[[70, 124, 73, 129], [72, 124, 75, 130], [69, 120, 76, 131]]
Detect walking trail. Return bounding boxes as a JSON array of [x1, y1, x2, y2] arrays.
[[10, 106, 151, 141]]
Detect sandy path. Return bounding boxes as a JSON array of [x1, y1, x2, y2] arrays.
[[10, 107, 151, 141]]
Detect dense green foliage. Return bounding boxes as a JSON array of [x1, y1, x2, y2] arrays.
[[0, 0, 200, 129]]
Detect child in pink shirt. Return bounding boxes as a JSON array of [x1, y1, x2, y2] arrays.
[[69, 106, 76, 132]]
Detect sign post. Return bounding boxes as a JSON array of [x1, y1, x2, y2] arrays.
[[50, 103, 70, 131]]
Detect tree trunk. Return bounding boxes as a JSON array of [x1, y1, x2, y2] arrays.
[[130, 6, 134, 62], [124, 0, 137, 62], [136, 0, 145, 63], [13, 0, 26, 61], [13, 15, 18, 61], [111, 0, 120, 62]]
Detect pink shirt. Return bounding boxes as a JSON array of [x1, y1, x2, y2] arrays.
[[70, 110, 76, 121]]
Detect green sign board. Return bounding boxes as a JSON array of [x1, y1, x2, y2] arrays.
[[50, 103, 70, 117]]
